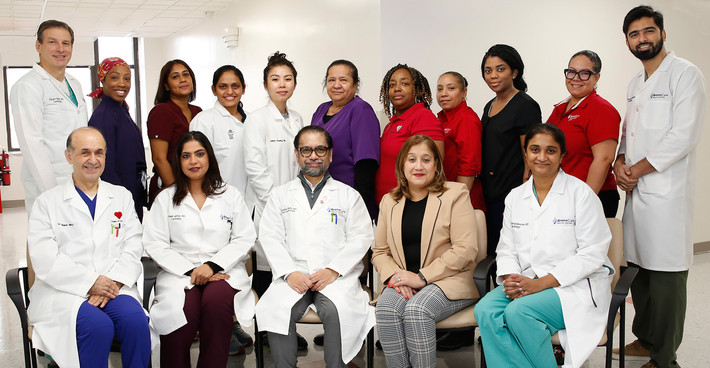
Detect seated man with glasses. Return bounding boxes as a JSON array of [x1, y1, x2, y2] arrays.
[[255, 125, 375, 368]]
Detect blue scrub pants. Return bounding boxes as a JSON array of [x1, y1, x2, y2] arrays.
[[474, 285, 564, 368], [76, 294, 151, 368]]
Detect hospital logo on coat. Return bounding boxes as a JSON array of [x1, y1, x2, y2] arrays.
[[552, 217, 575, 225], [228, 129, 234, 139]]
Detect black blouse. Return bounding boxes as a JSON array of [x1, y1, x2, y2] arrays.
[[480, 91, 541, 203], [401, 196, 428, 274]]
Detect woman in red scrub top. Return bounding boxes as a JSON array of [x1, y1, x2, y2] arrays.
[[147, 59, 202, 207], [375, 64, 444, 204], [546, 50, 620, 217], [436, 71, 485, 212]]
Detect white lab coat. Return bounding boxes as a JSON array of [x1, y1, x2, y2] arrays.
[[27, 179, 144, 368], [190, 102, 255, 210], [243, 100, 304, 269], [143, 184, 256, 335], [497, 170, 612, 368], [10, 64, 88, 213], [619, 51, 706, 272], [255, 177, 375, 363]]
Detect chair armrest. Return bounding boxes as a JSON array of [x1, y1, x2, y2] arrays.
[[5, 267, 30, 338], [606, 265, 638, 331], [141, 257, 159, 311], [474, 255, 497, 298]]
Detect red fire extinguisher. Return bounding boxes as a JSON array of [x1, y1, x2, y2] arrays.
[[1, 148, 11, 186]]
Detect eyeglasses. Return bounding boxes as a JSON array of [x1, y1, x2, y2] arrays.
[[564, 69, 596, 81], [297, 145, 330, 157]]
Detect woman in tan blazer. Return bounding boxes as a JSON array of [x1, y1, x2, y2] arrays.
[[372, 134, 479, 368]]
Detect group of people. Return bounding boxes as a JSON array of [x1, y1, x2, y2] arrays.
[[8, 4, 705, 368]]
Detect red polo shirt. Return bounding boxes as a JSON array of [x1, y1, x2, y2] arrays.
[[376, 102, 444, 203], [546, 90, 620, 192], [437, 101, 486, 211]]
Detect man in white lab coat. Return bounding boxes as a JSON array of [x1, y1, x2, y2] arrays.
[[10, 19, 88, 214], [614, 6, 706, 368], [28, 127, 150, 367], [256, 126, 375, 368]]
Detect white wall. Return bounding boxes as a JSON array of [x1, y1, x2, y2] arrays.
[[142, 0, 382, 122], [0, 36, 95, 202], [379, 0, 710, 243]]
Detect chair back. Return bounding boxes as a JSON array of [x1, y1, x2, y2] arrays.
[[474, 209, 487, 264], [606, 218, 623, 289]]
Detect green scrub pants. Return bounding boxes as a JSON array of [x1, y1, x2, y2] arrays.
[[629, 263, 688, 368], [475, 285, 564, 368]]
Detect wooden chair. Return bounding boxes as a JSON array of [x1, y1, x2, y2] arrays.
[[477, 218, 638, 368], [430, 209, 488, 359]]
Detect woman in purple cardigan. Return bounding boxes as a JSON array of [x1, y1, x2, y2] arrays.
[[88, 57, 147, 221], [311, 59, 381, 219]]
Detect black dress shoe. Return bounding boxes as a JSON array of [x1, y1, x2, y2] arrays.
[[313, 333, 324, 346], [297, 332, 308, 350]]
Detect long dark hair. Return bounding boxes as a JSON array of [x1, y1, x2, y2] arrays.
[[154, 59, 197, 105], [481, 44, 528, 92], [171, 131, 224, 206], [212, 64, 246, 110]]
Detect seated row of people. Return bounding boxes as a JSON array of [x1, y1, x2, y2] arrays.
[[28, 123, 613, 368]]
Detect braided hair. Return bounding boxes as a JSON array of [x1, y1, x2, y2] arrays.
[[379, 64, 432, 118]]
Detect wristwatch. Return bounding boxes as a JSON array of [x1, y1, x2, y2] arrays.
[[418, 272, 428, 285]]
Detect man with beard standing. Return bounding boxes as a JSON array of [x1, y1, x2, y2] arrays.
[[613, 6, 706, 368], [255, 125, 375, 367]]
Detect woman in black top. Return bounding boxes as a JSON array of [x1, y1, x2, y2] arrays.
[[480, 44, 541, 255]]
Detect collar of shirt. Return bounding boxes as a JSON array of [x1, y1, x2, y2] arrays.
[[389, 102, 427, 124], [437, 100, 468, 122], [297, 171, 331, 208]]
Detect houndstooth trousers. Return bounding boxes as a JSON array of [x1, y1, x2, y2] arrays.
[[375, 284, 474, 368]]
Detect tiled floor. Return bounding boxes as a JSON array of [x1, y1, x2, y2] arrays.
[[1, 205, 708, 367]]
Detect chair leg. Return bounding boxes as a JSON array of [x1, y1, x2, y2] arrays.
[[619, 302, 626, 368], [366, 328, 374, 368], [254, 319, 264, 368]]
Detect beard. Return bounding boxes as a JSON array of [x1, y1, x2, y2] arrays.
[[630, 38, 664, 61], [301, 160, 326, 177]]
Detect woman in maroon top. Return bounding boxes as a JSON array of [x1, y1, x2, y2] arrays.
[[436, 71, 485, 212], [147, 59, 202, 206], [375, 64, 444, 204], [545, 50, 620, 217]]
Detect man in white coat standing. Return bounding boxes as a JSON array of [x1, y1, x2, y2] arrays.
[[614, 6, 706, 368], [28, 127, 150, 367], [256, 125, 375, 368], [10, 19, 88, 214]]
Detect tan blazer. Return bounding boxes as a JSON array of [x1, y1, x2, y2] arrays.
[[372, 182, 479, 300]]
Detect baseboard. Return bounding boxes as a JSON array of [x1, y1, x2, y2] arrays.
[[1, 200, 24, 209], [695, 241, 710, 255]]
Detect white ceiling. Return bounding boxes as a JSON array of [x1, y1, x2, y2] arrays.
[[0, 0, 235, 38]]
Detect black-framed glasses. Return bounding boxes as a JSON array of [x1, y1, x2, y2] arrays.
[[297, 145, 330, 157], [564, 69, 596, 81]]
